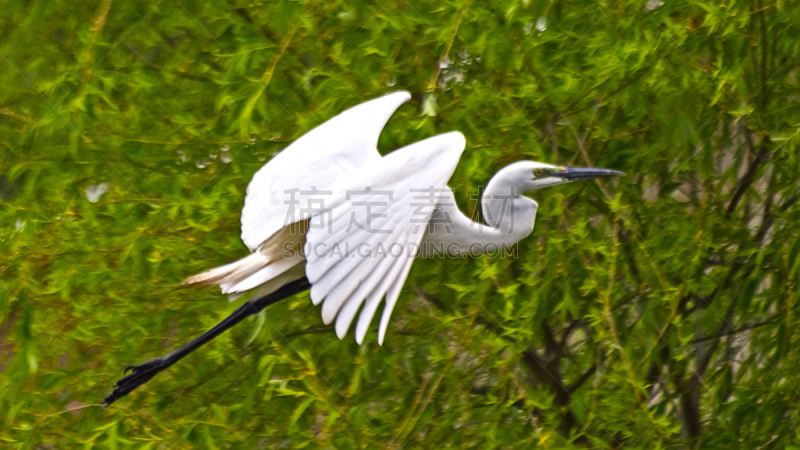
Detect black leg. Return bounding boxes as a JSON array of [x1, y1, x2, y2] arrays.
[[104, 277, 311, 406]]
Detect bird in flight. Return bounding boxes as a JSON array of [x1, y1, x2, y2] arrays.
[[105, 91, 623, 405]]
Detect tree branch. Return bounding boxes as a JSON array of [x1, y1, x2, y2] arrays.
[[567, 364, 597, 394], [725, 124, 770, 218], [416, 288, 595, 439], [690, 314, 779, 344]]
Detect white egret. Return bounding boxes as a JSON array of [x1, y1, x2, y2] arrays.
[[105, 91, 623, 405]]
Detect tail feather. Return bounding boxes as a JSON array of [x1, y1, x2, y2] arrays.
[[223, 254, 304, 293], [184, 221, 308, 296], [182, 251, 271, 292], [246, 262, 307, 300]]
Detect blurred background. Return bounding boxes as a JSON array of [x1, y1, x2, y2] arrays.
[[2, 0, 799, 448]]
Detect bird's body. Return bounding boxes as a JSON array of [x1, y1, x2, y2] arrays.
[[105, 91, 623, 405], [184, 92, 466, 344]]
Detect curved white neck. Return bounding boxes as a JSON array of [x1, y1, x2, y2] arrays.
[[481, 170, 538, 235], [422, 173, 538, 256]]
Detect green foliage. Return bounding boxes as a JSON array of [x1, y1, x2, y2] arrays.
[[2, 0, 800, 448]]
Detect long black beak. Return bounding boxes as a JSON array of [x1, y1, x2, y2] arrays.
[[553, 167, 625, 181]]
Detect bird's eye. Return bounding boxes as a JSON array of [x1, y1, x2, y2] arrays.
[[533, 169, 543, 177]]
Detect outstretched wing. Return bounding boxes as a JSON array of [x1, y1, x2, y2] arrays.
[[304, 132, 466, 344], [240, 91, 412, 251]]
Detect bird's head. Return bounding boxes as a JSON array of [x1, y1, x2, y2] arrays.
[[500, 161, 625, 193]]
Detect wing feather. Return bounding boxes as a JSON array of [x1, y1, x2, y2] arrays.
[[336, 232, 408, 340], [310, 188, 416, 320], [241, 91, 412, 251], [378, 256, 416, 345], [354, 252, 409, 344], [305, 132, 465, 343]]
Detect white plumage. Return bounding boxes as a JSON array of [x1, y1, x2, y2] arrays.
[[106, 92, 625, 406], [183, 91, 624, 345], [185, 91, 464, 344]]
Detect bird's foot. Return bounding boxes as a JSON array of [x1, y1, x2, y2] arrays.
[[104, 357, 167, 406]]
